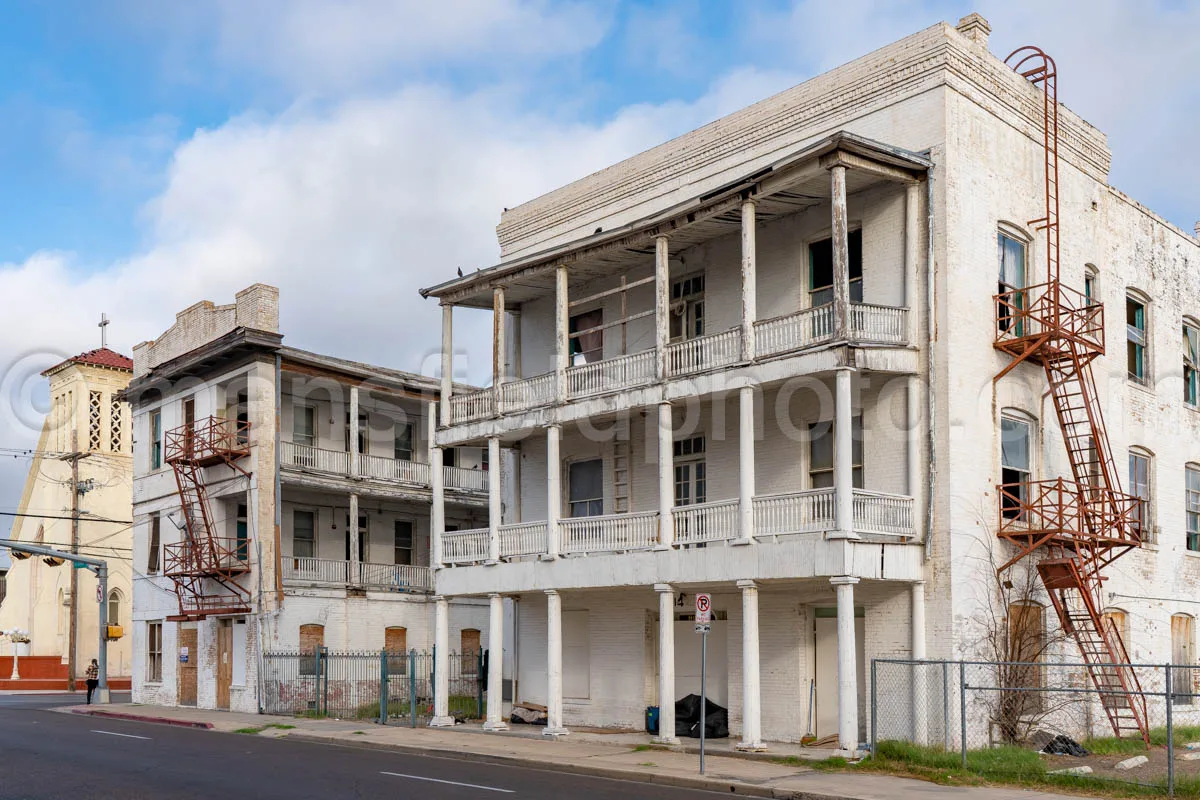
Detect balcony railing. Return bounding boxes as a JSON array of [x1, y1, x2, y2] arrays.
[[567, 350, 656, 400], [280, 440, 484, 494], [753, 489, 836, 536], [666, 329, 742, 378], [754, 306, 834, 357], [673, 499, 740, 544], [850, 304, 908, 345], [442, 527, 490, 564], [561, 510, 660, 554], [450, 389, 494, 424], [282, 557, 432, 592], [499, 521, 549, 558], [500, 372, 556, 414], [282, 441, 350, 475], [852, 489, 916, 537], [358, 453, 431, 484]]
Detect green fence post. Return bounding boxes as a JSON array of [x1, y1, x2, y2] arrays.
[[379, 649, 389, 724], [321, 647, 329, 716], [313, 647, 322, 716], [409, 649, 418, 728], [477, 650, 485, 720], [430, 646, 437, 720]]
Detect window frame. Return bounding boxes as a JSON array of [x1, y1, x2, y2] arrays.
[[147, 621, 163, 683], [808, 416, 864, 490], [107, 590, 121, 627], [1185, 320, 1199, 407], [1187, 464, 1200, 553], [1127, 293, 1150, 385], [672, 436, 707, 507], [293, 404, 316, 447], [1129, 448, 1154, 542], [394, 519, 414, 566], [1000, 414, 1034, 520], [567, 458, 604, 518], [668, 274, 706, 342], [150, 411, 163, 470], [147, 513, 161, 573], [808, 229, 864, 308], [997, 229, 1029, 336], [293, 509, 316, 560], [394, 421, 414, 462]]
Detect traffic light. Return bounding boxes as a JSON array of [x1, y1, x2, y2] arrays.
[[41, 556, 65, 567], [9, 550, 31, 560]]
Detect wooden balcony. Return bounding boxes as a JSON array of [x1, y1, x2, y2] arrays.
[[440, 488, 916, 565], [282, 556, 433, 593], [280, 441, 486, 493]]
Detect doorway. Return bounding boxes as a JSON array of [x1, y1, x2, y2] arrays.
[[216, 620, 233, 710], [813, 607, 866, 742], [178, 627, 197, 707]]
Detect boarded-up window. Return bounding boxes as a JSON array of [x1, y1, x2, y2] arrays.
[[564, 610, 590, 699], [1172, 615, 1195, 706], [1006, 603, 1044, 715], [1102, 609, 1130, 658], [300, 624, 324, 675], [386, 627, 408, 674], [460, 628, 481, 675]]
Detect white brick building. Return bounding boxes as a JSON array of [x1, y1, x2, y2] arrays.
[[128, 285, 491, 712], [419, 16, 1200, 751]]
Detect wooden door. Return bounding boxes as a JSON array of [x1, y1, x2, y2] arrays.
[[217, 620, 233, 711], [178, 628, 198, 706]]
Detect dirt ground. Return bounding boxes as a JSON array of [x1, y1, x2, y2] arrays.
[[1043, 746, 1196, 785]]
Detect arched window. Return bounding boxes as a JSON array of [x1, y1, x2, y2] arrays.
[[1171, 614, 1195, 706], [1000, 410, 1036, 519], [1129, 446, 1154, 542], [997, 226, 1031, 335], [1126, 290, 1151, 385], [1101, 607, 1130, 655], [1084, 265, 1099, 307], [1187, 464, 1200, 552], [1184, 318, 1199, 407], [107, 590, 122, 626], [1007, 601, 1045, 715]]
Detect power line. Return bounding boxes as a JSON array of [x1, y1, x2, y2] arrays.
[[0, 511, 132, 525]]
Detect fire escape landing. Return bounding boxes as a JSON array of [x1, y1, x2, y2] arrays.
[[993, 47, 1149, 745], [164, 416, 253, 622]]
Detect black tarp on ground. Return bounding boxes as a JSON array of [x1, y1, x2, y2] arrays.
[[674, 693, 729, 739]]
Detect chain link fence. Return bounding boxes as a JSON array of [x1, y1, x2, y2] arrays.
[[872, 658, 1200, 795], [262, 649, 486, 726]]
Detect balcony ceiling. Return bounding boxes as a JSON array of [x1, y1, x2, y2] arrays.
[[424, 131, 931, 309]]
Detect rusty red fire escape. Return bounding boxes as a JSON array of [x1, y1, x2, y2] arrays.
[[993, 47, 1149, 744], [163, 416, 254, 621]]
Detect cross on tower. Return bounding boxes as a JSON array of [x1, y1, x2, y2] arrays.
[[98, 313, 109, 348]]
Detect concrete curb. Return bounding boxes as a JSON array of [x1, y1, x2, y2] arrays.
[[70, 708, 214, 730], [282, 730, 850, 800]]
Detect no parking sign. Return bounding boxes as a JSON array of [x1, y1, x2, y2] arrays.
[[694, 593, 711, 632]]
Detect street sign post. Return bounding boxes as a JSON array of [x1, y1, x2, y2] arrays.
[[694, 593, 711, 774]]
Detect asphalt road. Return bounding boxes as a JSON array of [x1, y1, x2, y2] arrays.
[[0, 694, 721, 799]]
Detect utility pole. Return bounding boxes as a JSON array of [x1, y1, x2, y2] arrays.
[[67, 430, 80, 693]]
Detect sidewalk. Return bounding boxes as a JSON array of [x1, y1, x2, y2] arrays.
[[62, 703, 1077, 800]]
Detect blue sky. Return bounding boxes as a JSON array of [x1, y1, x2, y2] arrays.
[[0, 0, 1197, 525]]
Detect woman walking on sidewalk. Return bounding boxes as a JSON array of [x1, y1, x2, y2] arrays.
[[85, 659, 99, 704]]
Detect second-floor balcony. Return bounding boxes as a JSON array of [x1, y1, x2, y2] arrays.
[[282, 556, 433, 593], [440, 488, 915, 565], [281, 440, 486, 493]]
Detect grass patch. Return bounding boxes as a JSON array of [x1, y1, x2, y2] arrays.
[[233, 723, 296, 735], [1086, 726, 1200, 756], [638, 762, 657, 767], [632, 744, 670, 753], [352, 731, 367, 736]]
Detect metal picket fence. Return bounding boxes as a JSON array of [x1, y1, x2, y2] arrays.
[[872, 658, 1200, 796], [262, 649, 485, 726]]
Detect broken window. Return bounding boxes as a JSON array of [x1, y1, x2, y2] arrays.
[[1129, 449, 1152, 540], [669, 274, 705, 342], [997, 232, 1027, 335], [809, 230, 863, 308], [569, 309, 604, 364], [394, 421, 414, 461], [293, 404, 316, 447], [293, 510, 315, 559], [394, 519, 413, 566], [147, 513, 161, 573], [1000, 416, 1032, 520], [150, 411, 163, 470], [1185, 323, 1199, 406]]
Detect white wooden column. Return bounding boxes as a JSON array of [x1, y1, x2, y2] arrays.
[[440, 304, 454, 426], [833, 367, 857, 539], [487, 436, 501, 564], [657, 403, 674, 548], [907, 375, 922, 532], [653, 583, 679, 744], [555, 265, 569, 404], [831, 164, 850, 339], [544, 589, 568, 736], [483, 593, 507, 731], [493, 287, 506, 411], [655, 235, 670, 381], [429, 402, 445, 568], [741, 198, 757, 361], [911, 580, 928, 744], [546, 425, 562, 558], [736, 580, 765, 751], [831, 576, 860, 753], [348, 492, 360, 582], [904, 182, 920, 345], [429, 596, 454, 726], [736, 385, 756, 544], [349, 384, 360, 477]]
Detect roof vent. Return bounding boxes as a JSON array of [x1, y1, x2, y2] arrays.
[[956, 13, 992, 48]]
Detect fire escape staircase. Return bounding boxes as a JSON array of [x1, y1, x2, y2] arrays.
[[163, 416, 253, 621], [993, 47, 1149, 745]]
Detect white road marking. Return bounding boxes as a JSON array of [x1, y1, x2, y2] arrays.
[[92, 730, 152, 740], [380, 771, 514, 793]]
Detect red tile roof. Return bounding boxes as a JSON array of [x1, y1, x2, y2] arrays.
[[43, 347, 134, 375]]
